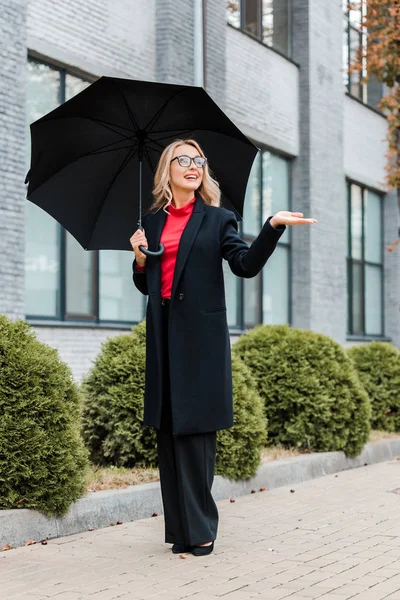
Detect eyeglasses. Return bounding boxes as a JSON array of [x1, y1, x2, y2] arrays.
[[171, 155, 207, 168]]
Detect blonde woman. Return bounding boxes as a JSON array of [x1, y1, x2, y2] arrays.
[[130, 139, 317, 556]]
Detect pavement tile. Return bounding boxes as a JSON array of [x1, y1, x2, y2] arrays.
[[2, 462, 400, 600]]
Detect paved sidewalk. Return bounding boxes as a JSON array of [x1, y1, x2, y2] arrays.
[[1, 460, 400, 600]]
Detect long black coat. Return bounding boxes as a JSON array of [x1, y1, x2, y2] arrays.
[[132, 193, 286, 435]]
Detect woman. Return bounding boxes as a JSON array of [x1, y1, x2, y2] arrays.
[[130, 139, 317, 557]]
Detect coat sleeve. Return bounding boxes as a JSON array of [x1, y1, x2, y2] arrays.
[[220, 210, 286, 278], [132, 259, 148, 295]]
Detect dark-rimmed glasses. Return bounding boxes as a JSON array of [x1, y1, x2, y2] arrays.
[[171, 155, 207, 168]]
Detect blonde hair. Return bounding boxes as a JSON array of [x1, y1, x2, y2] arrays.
[[150, 139, 221, 213]]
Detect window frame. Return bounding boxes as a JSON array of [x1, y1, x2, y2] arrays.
[[25, 57, 147, 328], [346, 179, 385, 338], [343, 1, 385, 110], [227, 0, 293, 60], [233, 145, 292, 332]]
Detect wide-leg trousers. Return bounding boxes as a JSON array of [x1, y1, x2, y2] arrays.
[[156, 301, 219, 546]]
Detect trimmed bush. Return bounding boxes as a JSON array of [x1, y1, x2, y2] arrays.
[[0, 315, 89, 516], [233, 324, 371, 457], [347, 342, 400, 432], [82, 321, 267, 479], [216, 353, 267, 480], [81, 321, 157, 468]]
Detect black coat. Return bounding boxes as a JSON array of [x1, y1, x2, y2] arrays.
[[132, 193, 286, 435]]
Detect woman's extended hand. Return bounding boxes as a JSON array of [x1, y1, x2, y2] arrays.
[[129, 228, 148, 266], [270, 211, 318, 228]]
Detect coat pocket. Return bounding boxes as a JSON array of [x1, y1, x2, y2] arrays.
[[203, 307, 227, 314]]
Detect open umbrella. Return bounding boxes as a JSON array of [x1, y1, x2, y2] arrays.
[[25, 76, 258, 255]]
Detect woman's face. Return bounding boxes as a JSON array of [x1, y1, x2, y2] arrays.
[[169, 144, 204, 194]]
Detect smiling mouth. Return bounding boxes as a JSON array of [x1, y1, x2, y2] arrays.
[[184, 175, 198, 180]]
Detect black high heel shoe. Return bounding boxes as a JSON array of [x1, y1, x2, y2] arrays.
[[191, 541, 214, 556], [172, 542, 192, 554]]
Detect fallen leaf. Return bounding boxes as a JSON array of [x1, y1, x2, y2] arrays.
[[40, 540, 48, 545], [88, 527, 94, 531], [24, 540, 36, 546], [290, 489, 295, 493], [116, 521, 123, 525], [251, 489, 256, 494], [152, 512, 158, 517], [260, 487, 266, 492], [230, 498, 235, 503], [1, 545, 11, 552], [179, 554, 187, 559]]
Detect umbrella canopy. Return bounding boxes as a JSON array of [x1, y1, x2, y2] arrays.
[[26, 76, 258, 251]]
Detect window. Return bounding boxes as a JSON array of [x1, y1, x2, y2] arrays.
[[225, 148, 291, 329], [25, 58, 144, 324], [227, 0, 292, 57], [347, 181, 384, 337], [343, 0, 384, 108]]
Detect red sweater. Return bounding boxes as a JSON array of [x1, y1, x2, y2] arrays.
[[136, 197, 196, 299]]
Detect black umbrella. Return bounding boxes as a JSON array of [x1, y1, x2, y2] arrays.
[[25, 76, 258, 255]]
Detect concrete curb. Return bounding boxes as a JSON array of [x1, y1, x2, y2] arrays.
[[2, 438, 400, 549]]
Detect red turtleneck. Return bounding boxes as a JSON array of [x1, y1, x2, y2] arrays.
[[136, 197, 196, 299]]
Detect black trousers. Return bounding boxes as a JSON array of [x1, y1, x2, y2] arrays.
[[156, 301, 219, 546]]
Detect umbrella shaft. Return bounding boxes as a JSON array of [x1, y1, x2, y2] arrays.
[[138, 158, 142, 230]]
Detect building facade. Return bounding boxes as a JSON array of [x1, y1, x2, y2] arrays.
[[1, 0, 399, 382]]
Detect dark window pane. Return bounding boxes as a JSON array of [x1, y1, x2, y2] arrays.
[[351, 261, 363, 335], [227, 0, 241, 28], [244, 272, 261, 328], [343, 16, 349, 89], [99, 251, 144, 322], [25, 61, 61, 318], [263, 244, 289, 324], [25, 203, 61, 318], [66, 233, 96, 317], [349, 26, 362, 99], [350, 184, 363, 260], [66, 74, 91, 101], [244, 0, 261, 37], [243, 152, 261, 236], [263, 0, 289, 54], [366, 74, 383, 109], [262, 0, 273, 46], [365, 265, 382, 335], [223, 260, 239, 327], [262, 151, 290, 219], [364, 189, 382, 264]]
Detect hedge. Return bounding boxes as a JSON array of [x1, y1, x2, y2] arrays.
[[0, 315, 88, 516], [348, 341, 400, 432], [233, 324, 371, 457]]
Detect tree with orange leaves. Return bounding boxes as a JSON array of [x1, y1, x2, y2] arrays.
[[349, 0, 400, 249]]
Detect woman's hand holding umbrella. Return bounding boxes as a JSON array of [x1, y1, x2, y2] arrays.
[[130, 229, 148, 267], [270, 211, 318, 228]]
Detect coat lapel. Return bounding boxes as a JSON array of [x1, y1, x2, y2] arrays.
[[171, 192, 205, 300]]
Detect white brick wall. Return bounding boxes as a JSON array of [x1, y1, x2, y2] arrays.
[[344, 95, 388, 191], [0, 0, 27, 319], [226, 26, 299, 157], [27, 0, 156, 79], [32, 324, 133, 383]]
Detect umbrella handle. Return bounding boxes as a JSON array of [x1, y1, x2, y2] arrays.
[[139, 243, 165, 257]]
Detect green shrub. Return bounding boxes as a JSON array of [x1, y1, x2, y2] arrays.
[[0, 315, 89, 516], [216, 354, 267, 480], [81, 322, 158, 468], [82, 322, 267, 479], [233, 324, 371, 457], [347, 342, 400, 432]]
